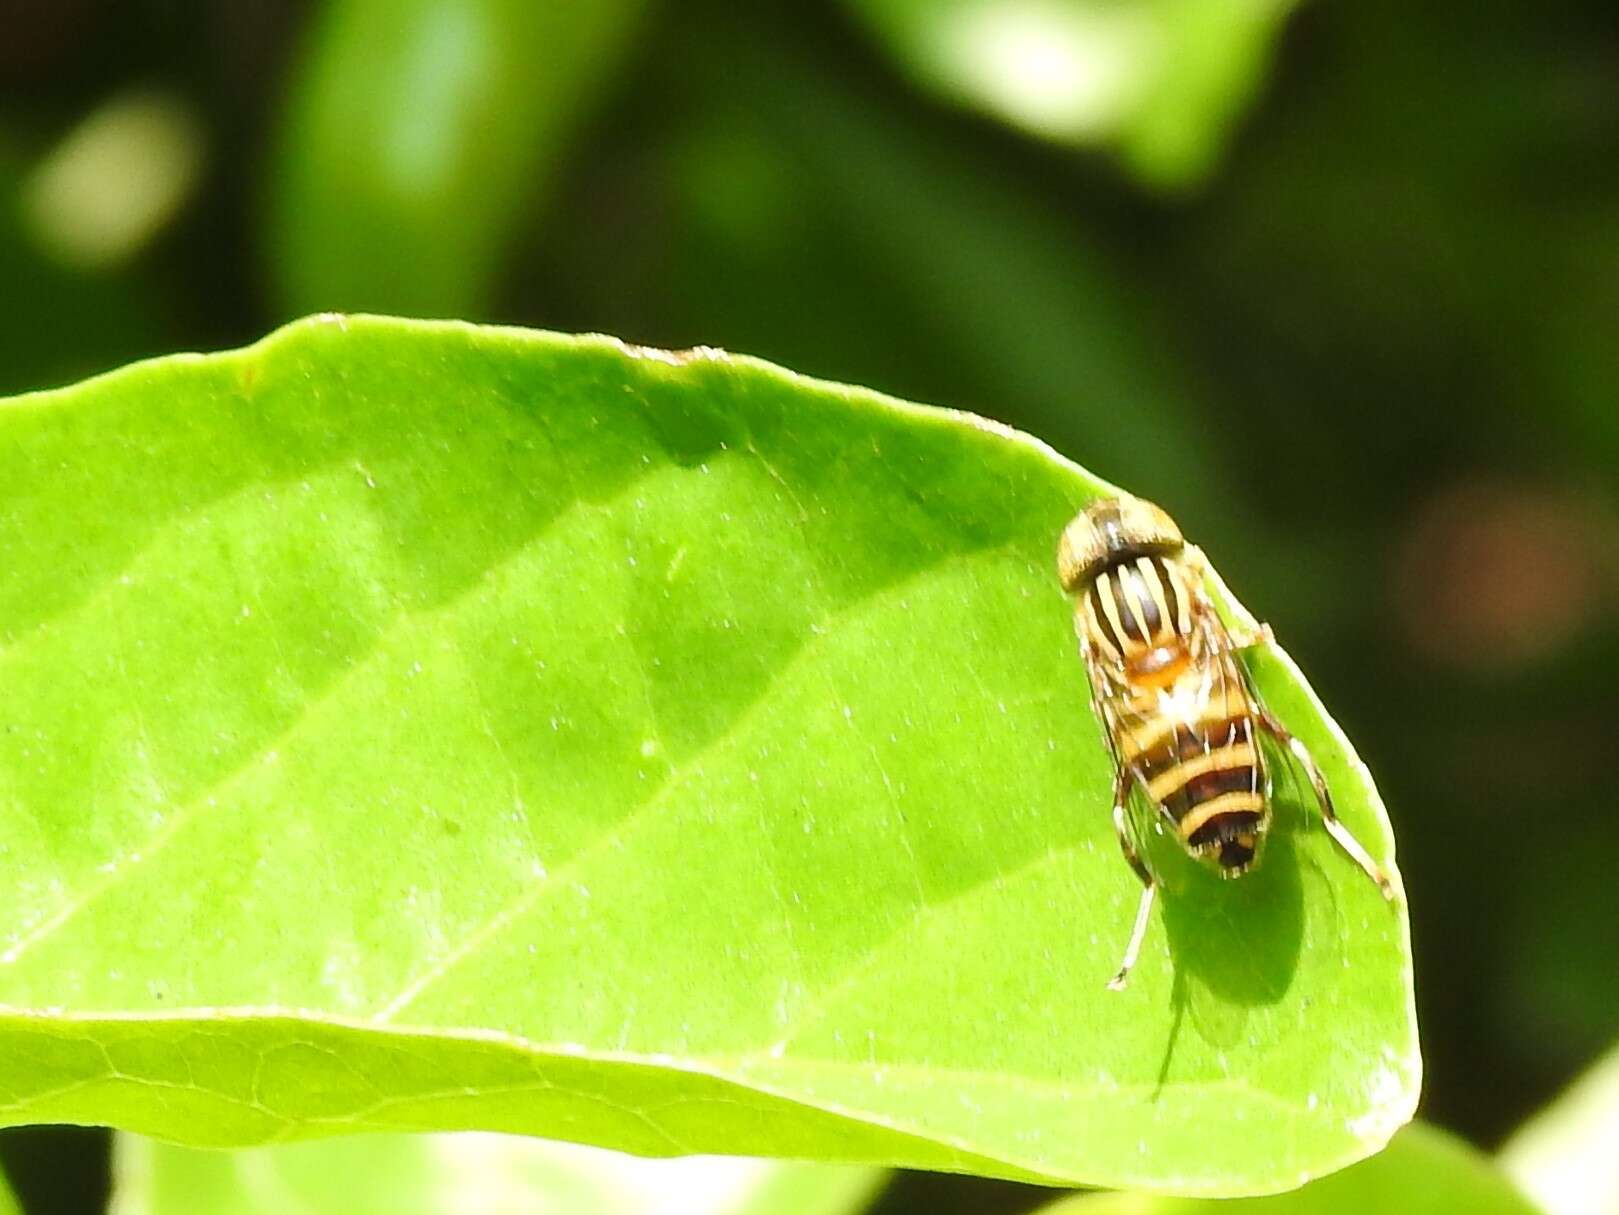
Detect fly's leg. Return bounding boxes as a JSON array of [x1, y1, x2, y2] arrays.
[[1107, 770, 1158, 990], [1226, 621, 1275, 652], [1204, 576, 1395, 900], [1257, 710, 1396, 900]]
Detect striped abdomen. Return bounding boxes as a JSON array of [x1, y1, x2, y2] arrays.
[[1129, 675, 1266, 872]]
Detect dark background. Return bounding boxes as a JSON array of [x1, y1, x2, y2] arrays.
[[3, 1, 1617, 1211]]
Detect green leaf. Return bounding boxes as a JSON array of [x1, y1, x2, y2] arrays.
[[840, 0, 1302, 188], [270, 0, 649, 318], [0, 315, 1416, 1193], [111, 1131, 885, 1215], [1501, 1041, 1619, 1215], [1038, 1123, 1541, 1214]]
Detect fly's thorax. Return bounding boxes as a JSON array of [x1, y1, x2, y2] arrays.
[[1077, 550, 1202, 686]]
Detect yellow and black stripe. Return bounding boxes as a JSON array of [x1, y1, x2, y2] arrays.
[[1082, 554, 1191, 666], [1116, 680, 1251, 760], [1131, 707, 1266, 872]]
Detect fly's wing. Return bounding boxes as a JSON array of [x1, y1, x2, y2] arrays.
[[1188, 577, 1270, 793], [1078, 628, 1127, 773], [1078, 627, 1158, 863], [1184, 542, 1272, 655]]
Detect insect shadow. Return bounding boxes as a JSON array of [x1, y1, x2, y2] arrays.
[[1157, 822, 1306, 1006], [1146, 801, 1307, 1091]]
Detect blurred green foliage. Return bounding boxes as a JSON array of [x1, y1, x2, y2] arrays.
[[1043, 1124, 1542, 1215], [1503, 1042, 1619, 1215], [2, 0, 1618, 1212], [840, 0, 1304, 188], [113, 1132, 886, 1215], [271, 0, 648, 316]]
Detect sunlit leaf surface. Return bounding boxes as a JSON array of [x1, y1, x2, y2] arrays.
[[111, 1131, 885, 1215], [0, 316, 1415, 1193]]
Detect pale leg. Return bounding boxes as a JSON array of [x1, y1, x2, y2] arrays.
[[1107, 773, 1158, 990], [1259, 711, 1395, 900]]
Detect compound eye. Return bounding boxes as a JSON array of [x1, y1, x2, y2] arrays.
[[1057, 496, 1185, 592], [1117, 497, 1183, 551], [1057, 513, 1109, 592]]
